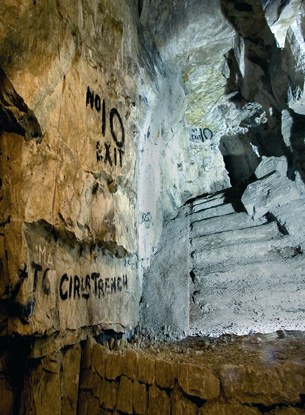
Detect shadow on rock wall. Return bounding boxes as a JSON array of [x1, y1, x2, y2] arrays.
[[219, 0, 305, 185]]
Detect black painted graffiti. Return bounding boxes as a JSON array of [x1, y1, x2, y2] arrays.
[[86, 87, 125, 168], [59, 273, 128, 301], [10, 264, 28, 305], [31, 262, 51, 295], [189, 126, 213, 143], [202, 128, 213, 141], [9, 262, 50, 324], [110, 108, 125, 148], [10, 261, 129, 322], [96, 141, 124, 167]]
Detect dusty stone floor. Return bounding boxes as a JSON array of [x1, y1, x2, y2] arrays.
[[130, 331, 305, 368], [83, 330, 305, 414]]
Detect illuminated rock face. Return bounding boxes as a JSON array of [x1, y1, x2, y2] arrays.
[[137, 0, 233, 272], [2, 0, 305, 413], [1, 0, 305, 351], [0, 1, 140, 340], [0, 0, 233, 343], [140, 0, 305, 339]]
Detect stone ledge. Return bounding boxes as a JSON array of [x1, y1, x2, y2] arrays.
[[77, 331, 305, 414], [2, 332, 305, 414]]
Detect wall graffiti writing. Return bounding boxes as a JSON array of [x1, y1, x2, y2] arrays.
[[86, 87, 125, 168], [202, 128, 213, 141], [12, 262, 50, 298], [96, 141, 124, 167], [11, 254, 129, 323], [59, 273, 128, 301], [188, 125, 213, 143], [9, 262, 50, 324], [38, 245, 54, 268], [32, 262, 51, 295]]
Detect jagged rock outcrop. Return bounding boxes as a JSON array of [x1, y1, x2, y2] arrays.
[[0, 66, 42, 141]]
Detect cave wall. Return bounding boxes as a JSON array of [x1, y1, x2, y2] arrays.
[[1, 0, 305, 343], [78, 337, 305, 415], [2, 335, 303, 415], [0, 0, 142, 345], [137, 0, 232, 274], [140, 0, 305, 339], [0, 0, 231, 350], [1, 0, 305, 412], [0, 1, 231, 411]]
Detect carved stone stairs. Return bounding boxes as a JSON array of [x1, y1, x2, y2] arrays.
[[188, 187, 305, 336]]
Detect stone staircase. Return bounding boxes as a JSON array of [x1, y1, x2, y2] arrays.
[[141, 159, 305, 340], [188, 183, 305, 337]]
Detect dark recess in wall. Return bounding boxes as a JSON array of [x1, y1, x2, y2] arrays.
[[0, 336, 32, 415], [138, 0, 144, 18]]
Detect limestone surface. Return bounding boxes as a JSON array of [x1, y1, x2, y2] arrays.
[[241, 172, 302, 220], [75, 334, 305, 415], [0, 0, 140, 342]]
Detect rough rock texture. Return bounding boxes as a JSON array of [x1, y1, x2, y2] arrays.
[[190, 161, 305, 336], [137, 0, 232, 274], [0, 1, 141, 343], [76, 333, 305, 415], [2, 0, 305, 412], [140, 206, 190, 339], [16, 343, 81, 415], [255, 155, 288, 178], [241, 171, 302, 219], [3, 332, 305, 414], [3, 0, 305, 343], [141, 154, 305, 339], [0, 0, 236, 348], [138, 0, 305, 341]]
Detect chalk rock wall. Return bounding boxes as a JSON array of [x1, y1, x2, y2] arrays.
[[140, 0, 305, 340], [137, 0, 232, 270], [2, 0, 305, 413], [1, 0, 305, 353], [0, 0, 239, 344], [0, 0, 141, 343], [0, 0, 238, 351], [138, 0, 305, 270]]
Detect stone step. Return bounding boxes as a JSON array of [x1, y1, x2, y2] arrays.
[[191, 237, 295, 275], [191, 202, 235, 220], [270, 198, 305, 243], [190, 221, 281, 250], [191, 192, 225, 210], [241, 172, 301, 220], [189, 255, 305, 337], [190, 212, 267, 238]]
